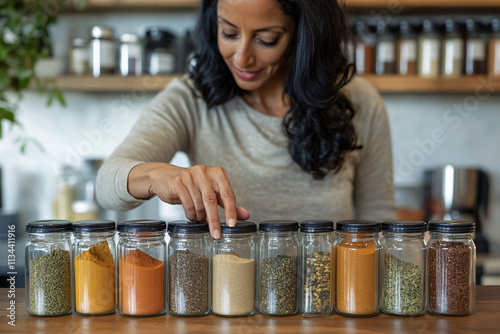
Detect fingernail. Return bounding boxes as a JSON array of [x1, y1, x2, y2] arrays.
[[213, 229, 221, 239], [228, 218, 236, 227]]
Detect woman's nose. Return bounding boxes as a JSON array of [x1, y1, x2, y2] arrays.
[[234, 40, 255, 69]]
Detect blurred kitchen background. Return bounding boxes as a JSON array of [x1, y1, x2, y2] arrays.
[[1, 1, 500, 285]]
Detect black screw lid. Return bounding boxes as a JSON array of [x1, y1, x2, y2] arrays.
[[167, 220, 209, 234], [72, 220, 115, 232], [336, 220, 381, 233], [259, 220, 299, 232], [220, 221, 257, 234], [382, 220, 427, 233], [300, 219, 334, 233], [117, 219, 166, 232], [428, 220, 475, 233], [25, 220, 72, 233]]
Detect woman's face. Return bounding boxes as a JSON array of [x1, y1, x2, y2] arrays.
[[216, 0, 295, 92]]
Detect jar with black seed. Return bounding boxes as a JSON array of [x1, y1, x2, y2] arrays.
[[258, 220, 299, 316], [300, 220, 334, 317], [167, 220, 211, 317]]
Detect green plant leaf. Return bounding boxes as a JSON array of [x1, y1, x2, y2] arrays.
[[46, 89, 55, 107], [54, 87, 66, 107]]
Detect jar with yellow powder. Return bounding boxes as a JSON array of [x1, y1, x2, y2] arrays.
[[71, 219, 116, 316]]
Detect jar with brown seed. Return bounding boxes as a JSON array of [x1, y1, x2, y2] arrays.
[[300, 220, 334, 317], [167, 220, 211, 317]]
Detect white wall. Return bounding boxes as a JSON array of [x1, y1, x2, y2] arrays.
[[1, 11, 500, 251]]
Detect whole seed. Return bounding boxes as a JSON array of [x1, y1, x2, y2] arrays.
[[303, 251, 332, 314], [259, 255, 297, 315]]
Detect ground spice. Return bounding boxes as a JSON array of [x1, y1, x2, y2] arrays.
[[382, 253, 424, 315], [75, 241, 115, 314], [29, 247, 71, 315], [428, 240, 472, 314], [303, 251, 332, 314], [336, 240, 377, 315], [119, 249, 164, 316], [259, 255, 297, 315], [212, 252, 255, 316], [169, 250, 209, 316]]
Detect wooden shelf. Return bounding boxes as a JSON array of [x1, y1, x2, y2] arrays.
[[344, 0, 499, 8], [76, 0, 200, 9], [53, 75, 178, 92], [362, 75, 500, 93], [50, 74, 500, 93]]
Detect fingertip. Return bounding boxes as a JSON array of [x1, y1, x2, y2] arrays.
[[212, 228, 221, 239], [228, 218, 236, 227]]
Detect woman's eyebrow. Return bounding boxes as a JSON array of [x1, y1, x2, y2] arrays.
[[217, 15, 286, 32]]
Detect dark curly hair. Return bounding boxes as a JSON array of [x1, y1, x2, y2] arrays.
[[189, 0, 359, 179]]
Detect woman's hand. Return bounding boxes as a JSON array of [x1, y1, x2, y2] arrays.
[[128, 162, 250, 239]]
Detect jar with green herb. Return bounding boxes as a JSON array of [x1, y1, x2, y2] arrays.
[[427, 220, 476, 316], [381, 220, 426, 316], [258, 220, 299, 316], [25, 220, 72, 316], [300, 220, 334, 317], [168, 220, 211, 317]]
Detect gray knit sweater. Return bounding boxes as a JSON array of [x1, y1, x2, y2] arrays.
[[96, 75, 395, 223]]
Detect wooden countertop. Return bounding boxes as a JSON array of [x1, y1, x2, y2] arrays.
[[2, 287, 500, 334]]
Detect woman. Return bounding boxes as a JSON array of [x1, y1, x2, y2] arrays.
[[96, 0, 395, 239]]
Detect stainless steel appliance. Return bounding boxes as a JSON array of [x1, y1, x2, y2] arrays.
[[424, 165, 490, 252]]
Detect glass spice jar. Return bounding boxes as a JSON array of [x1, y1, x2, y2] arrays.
[[488, 18, 500, 77], [117, 219, 166, 317], [72, 219, 116, 316], [25, 220, 72, 317], [441, 19, 464, 78], [354, 20, 376, 75], [300, 220, 334, 317], [89, 26, 116, 77], [375, 21, 396, 75], [69, 38, 89, 76], [212, 221, 257, 317], [396, 20, 418, 75], [167, 220, 211, 317], [334, 220, 381, 317], [380, 220, 426, 316], [258, 220, 299, 317], [464, 19, 488, 75], [418, 19, 441, 78], [119, 33, 143, 76], [427, 220, 476, 316]]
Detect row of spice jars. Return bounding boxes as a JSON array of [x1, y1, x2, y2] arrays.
[[353, 18, 500, 77], [70, 26, 177, 77], [24, 218, 476, 318]]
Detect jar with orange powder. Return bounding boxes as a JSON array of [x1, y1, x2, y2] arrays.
[[72, 219, 116, 316], [334, 220, 381, 317], [117, 219, 166, 317]]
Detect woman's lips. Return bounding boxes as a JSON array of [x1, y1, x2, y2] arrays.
[[234, 67, 261, 81]]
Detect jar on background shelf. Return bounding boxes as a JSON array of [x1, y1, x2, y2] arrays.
[[427, 220, 476, 316], [396, 20, 418, 75], [119, 33, 143, 76], [145, 28, 176, 75], [488, 18, 500, 77], [72, 220, 116, 316], [212, 221, 257, 317], [117, 219, 166, 317], [418, 19, 441, 78], [464, 19, 488, 75], [334, 220, 381, 317], [300, 220, 335, 317], [441, 19, 464, 78], [167, 220, 211, 317], [375, 21, 396, 75], [69, 38, 89, 76], [380, 220, 426, 317], [258, 220, 299, 317], [354, 20, 376, 75], [89, 26, 116, 77], [25, 220, 72, 317]]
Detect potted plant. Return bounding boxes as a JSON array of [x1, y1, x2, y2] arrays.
[[0, 0, 66, 152]]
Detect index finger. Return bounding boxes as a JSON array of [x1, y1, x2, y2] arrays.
[[195, 177, 222, 239]]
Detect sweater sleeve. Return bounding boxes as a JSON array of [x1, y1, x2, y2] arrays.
[[96, 77, 199, 211], [349, 78, 396, 220]]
